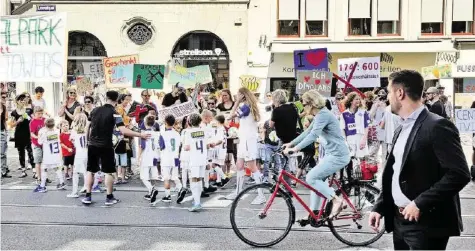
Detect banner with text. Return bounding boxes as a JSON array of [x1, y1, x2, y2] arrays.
[[337, 57, 381, 88], [82, 62, 104, 82], [296, 70, 332, 96], [455, 108, 475, 133], [132, 64, 165, 89], [157, 101, 197, 121], [103, 54, 138, 88], [191, 65, 213, 84], [0, 13, 67, 82]]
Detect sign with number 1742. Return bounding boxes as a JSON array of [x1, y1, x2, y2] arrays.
[[337, 57, 381, 88]]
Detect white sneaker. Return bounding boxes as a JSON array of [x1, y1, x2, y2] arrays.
[[225, 192, 237, 200], [251, 195, 266, 205], [67, 193, 79, 198]]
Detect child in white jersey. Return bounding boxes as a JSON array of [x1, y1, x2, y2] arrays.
[[177, 117, 191, 204], [183, 113, 213, 212], [212, 114, 229, 187], [159, 114, 182, 202], [34, 119, 65, 193], [67, 114, 89, 197], [139, 115, 161, 205], [201, 109, 217, 196]]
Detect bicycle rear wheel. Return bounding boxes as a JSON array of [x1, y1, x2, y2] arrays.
[[328, 182, 385, 246], [230, 183, 295, 247]]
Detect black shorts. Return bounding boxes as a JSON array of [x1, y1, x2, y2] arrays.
[[87, 145, 116, 174], [63, 155, 75, 166]]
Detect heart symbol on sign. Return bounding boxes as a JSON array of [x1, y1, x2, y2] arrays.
[[314, 79, 321, 85], [304, 76, 310, 82], [305, 50, 326, 67], [325, 79, 331, 85]]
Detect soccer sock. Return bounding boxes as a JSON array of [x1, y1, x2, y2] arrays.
[[165, 188, 170, 197], [56, 169, 64, 184], [191, 181, 201, 205], [93, 173, 100, 188], [182, 169, 188, 188], [174, 178, 183, 190], [252, 171, 263, 196], [72, 172, 79, 194], [215, 166, 226, 182], [41, 169, 47, 187], [235, 170, 244, 194], [141, 178, 153, 193], [204, 169, 210, 188]]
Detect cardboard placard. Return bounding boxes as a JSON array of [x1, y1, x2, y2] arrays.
[[132, 64, 165, 89], [337, 57, 381, 88], [103, 54, 139, 88], [455, 108, 475, 133], [296, 70, 332, 96], [293, 48, 329, 76], [157, 101, 197, 121]]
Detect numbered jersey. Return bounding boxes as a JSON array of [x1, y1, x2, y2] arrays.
[[39, 129, 62, 166], [71, 131, 88, 159], [184, 127, 208, 167], [213, 126, 227, 160], [159, 129, 181, 167], [202, 123, 215, 160], [140, 130, 160, 167]]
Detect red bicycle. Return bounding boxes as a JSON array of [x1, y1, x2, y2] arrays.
[[230, 150, 384, 247]]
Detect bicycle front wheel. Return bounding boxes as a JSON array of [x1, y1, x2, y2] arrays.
[[328, 182, 385, 246], [230, 183, 295, 247]]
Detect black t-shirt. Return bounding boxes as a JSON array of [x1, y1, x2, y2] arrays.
[[217, 102, 235, 112], [429, 100, 447, 118], [11, 108, 33, 147], [271, 103, 298, 144], [88, 104, 125, 148], [65, 101, 81, 125], [162, 92, 188, 107], [1, 104, 6, 131]]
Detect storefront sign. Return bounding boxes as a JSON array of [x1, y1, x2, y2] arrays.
[[463, 78, 475, 93], [157, 101, 197, 122], [453, 64, 475, 78], [132, 64, 165, 89], [239, 75, 260, 92], [421, 64, 452, 80], [177, 49, 222, 56], [455, 108, 475, 133], [103, 54, 138, 88], [36, 5, 56, 12], [296, 70, 332, 96], [0, 13, 67, 82], [293, 48, 329, 76], [337, 57, 380, 88]]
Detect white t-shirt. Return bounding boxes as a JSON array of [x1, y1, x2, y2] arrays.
[[180, 128, 190, 162], [71, 130, 88, 159], [213, 125, 227, 160], [184, 127, 208, 167], [141, 131, 160, 167], [38, 129, 62, 166], [237, 103, 259, 140], [160, 128, 181, 167], [32, 97, 46, 110]]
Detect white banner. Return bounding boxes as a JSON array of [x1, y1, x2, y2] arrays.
[[455, 108, 475, 133], [0, 13, 67, 82], [337, 57, 380, 88], [157, 101, 197, 121]]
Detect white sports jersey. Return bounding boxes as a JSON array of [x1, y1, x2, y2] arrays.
[[201, 123, 215, 160], [71, 131, 88, 160], [140, 130, 160, 168], [184, 127, 208, 167], [180, 128, 190, 162], [38, 129, 62, 166], [160, 128, 181, 167], [237, 103, 259, 139], [213, 125, 227, 160]]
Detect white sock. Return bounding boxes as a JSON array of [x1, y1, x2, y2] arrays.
[[215, 166, 226, 182], [182, 169, 188, 187], [191, 181, 201, 205], [41, 169, 47, 187], [174, 179, 183, 190], [81, 173, 87, 191], [56, 169, 64, 184], [142, 178, 153, 193], [204, 169, 210, 188], [235, 170, 244, 194], [165, 188, 170, 197], [72, 172, 79, 194], [252, 171, 263, 196], [93, 173, 100, 187]]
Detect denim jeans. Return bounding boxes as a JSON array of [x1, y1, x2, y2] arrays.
[[1, 131, 7, 174], [261, 144, 281, 178]]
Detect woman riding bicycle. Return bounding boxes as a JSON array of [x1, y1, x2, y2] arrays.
[[283, 90, 350, 219]]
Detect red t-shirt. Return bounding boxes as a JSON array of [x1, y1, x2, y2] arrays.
[[29, 117, 45, 147], [60, 133, 75, 156]]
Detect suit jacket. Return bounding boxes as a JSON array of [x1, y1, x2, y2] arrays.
[[373, 108, 470, 237]]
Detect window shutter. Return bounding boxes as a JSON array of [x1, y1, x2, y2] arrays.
[[306, 0, 327, 21], [279, 0, 300, 20]]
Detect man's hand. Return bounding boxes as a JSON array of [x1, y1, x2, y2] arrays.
[[140, 132, 151, 139], [402, 201, 420, 222], [368, 212, 382, 232]]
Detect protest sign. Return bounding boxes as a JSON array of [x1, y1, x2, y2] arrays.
[[239, 75, 260, 92], [293, 48, 329, 76], [132, 64, 165, 89], [192, 65, 213, 84], [455, 108, 475, 133], [103, 54, 138, 88], [82, 62, 104, 81], [157, 101, 197, 121], [296, 70, 332, 96], [0, 13, 67, 82], [168, 65, 197, 87], [337, 57, 380, 88], [76, 78, 93, 96]]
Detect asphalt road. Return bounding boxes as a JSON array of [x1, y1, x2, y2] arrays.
[[2, 135, 475, 250]]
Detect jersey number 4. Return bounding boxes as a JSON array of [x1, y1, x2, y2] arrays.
[[196, 140, 204, 154]]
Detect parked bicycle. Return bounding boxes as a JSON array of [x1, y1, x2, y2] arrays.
[[230, 149, 384, 247]]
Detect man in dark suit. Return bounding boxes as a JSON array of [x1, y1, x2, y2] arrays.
[[368, 70, 470, 250]]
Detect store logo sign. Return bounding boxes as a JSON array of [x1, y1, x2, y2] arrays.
[[178, 49, 223, 56], [36, 4, 56, 11], [456, 65, 475, 73]]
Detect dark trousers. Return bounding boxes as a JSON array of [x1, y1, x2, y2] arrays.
[[17, 144, 34, 169], [393, 208, 450, 250]]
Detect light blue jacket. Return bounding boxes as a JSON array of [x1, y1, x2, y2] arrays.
[[291, 108, 349, 158]]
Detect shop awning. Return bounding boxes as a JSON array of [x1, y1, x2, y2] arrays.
[[270, 40, 457, 53]]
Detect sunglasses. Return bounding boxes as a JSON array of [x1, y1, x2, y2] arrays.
[[142, 95, 151, 97], [69, 92, 76, 95], [208, 103, 215, 105]]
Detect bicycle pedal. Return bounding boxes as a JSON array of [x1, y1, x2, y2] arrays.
[[296, 219, 309, 227]]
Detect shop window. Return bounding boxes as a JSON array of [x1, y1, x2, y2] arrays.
[[349, 18, 371, 35], [377, 21, 398, 35], [127, 23, 153, 46], [305, 0, 327, 36], [277, 0, 300, 37], [452, 0, 474, 35], [421, 0, 444, 35]]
